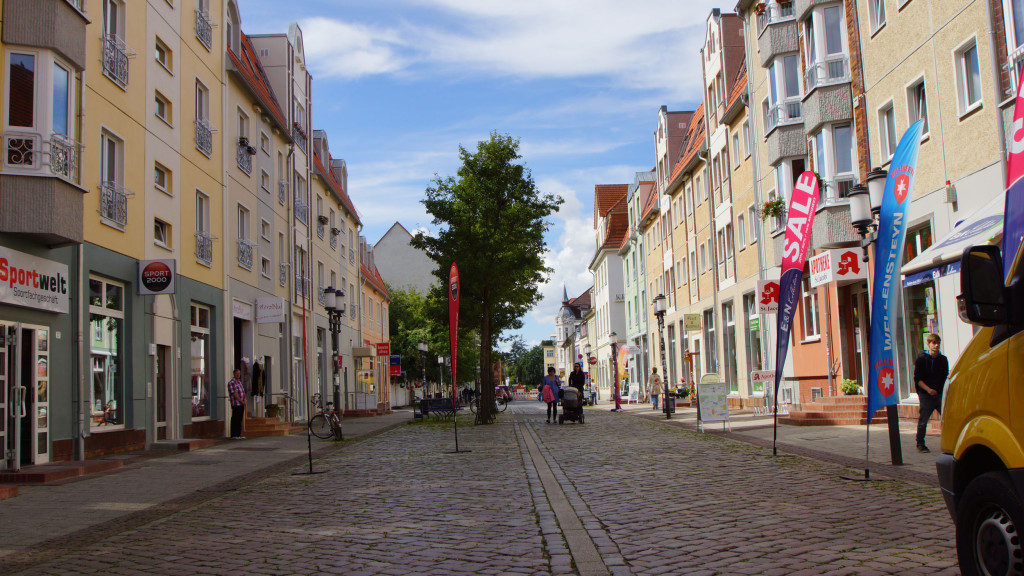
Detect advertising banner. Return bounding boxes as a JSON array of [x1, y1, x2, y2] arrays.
[[1005, 62, 1024, 280], [448, 262, 460, 401], [139, 259, 176, 295], [867, 120, 924, 423], [756, 279, 779, 314], [256, 297, 285, 323], [0, 246, 69, 313], [808, 249, 867, 288], [772, 171, 819, 401], [683, 313, 701, 332], [390, 354, 401, 377], [376, 342, 390, 356]]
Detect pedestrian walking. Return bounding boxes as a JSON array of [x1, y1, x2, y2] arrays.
[[914, 333, 949, 453], [541, 367, 561, 424], [649, 367, 663, 411], [228, 369, 246, 439], [568, 363, 586, 403]]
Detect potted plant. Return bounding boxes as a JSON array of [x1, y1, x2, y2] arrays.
[[265, 403, 282, 418], [754, 2, 767, 16], [840, 379, 861, 395], [758, 197, 785, 221]]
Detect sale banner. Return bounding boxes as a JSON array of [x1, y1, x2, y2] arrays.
[[1005, 62, 1024, 280], [448, 262, 459, 401]]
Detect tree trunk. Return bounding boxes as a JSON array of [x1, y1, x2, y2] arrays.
[[476, 301, 495, 424]]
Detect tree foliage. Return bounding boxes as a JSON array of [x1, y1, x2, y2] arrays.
[[412, 132, 562, 423]]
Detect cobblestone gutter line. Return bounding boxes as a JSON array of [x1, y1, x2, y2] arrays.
[[2, 425, 400, 576]]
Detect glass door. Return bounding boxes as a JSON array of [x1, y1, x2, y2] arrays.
[[0, 323, 9, 470], [30, 327, 49, 465]]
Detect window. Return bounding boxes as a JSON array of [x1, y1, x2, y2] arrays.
[[869, 0, 886, 33], [8, 53, 35, 130], [690, 250, 697, 280], [279, 232, 286, 286], [89, 277, 125, 428], [748, 206, 758, 243], [154, 91, 172, 124], [686, 184, 693, 215], [723, 302, 738, 392], [703, 309, 718, 373], [261, 218, 271, 241], [261, 256, 271, 278], [697, 175, 705, 203], [804, 4, 848, 90], [154, 218, 171, 248], [260, 169, 270, 192], [801, 277, 820, 339], [699, 243, 707, 273], [744, 292, 765, 379], [195, 191, 211, 265], [742, 120, 751, 158], [732, 132, 741, 169], [767, 54, 802, 130], [194, 80, 211, 156], [190, 303, 212, 418], [99, 130, 127, 229], [154, 162, 170, 195], [237, 205, 250, 239], [680, 256, 688, 284], [812, 123, 855, 201], [260, 132, 270, 154], [878, 102, 897, 161], [237, 110, 249, 142], [737, 213, 746, 247], [155, 38, 172, 72], [955, 40, 982, 115], [101, 0, 129, 88], [907, 78, 929, 137]]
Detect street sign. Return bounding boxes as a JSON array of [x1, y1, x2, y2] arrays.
[[390, 354, 401, 377], [588, 356, 597, 365], [376, 342, 390, 356]]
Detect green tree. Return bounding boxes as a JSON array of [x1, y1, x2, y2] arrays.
[[412, 132, 562, 423]]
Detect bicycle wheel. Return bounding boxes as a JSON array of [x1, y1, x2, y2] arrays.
[[469, 399, 478, 414], [309, 414, 332, 439], [496, 398, 508, 412], [332, 417, 344, 440]]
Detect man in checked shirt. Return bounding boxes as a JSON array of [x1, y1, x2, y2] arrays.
[[228, 369, 246, 439]]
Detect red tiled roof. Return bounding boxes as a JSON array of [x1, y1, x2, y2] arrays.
[[595, 184, 628, 217], [669, 101, 706, 183], [637, 181, 658, 226], [727, 57, 747, 108], [228, 31, 289, 134], [361, 260, 390, 300], [312, 147, 361, 226], [567, 287, 592, 311], [600, 196, 629, 251]]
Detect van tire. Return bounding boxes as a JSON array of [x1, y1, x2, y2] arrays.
[[956, 471, 1024, 576]]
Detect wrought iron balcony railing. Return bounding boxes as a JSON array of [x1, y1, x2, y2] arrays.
[[3, 132, 82, 184], [48, 133, 81, 183], [292, 123, 306, 152], [237, 238, 254, 270], [294, 195, 309, 224], [102, 34, 130, 88], [330, 232, 338, 250], [349, 247, 356, 264], [294, 273, 312, 299], [4, 132, 37, 169], [756, 1, 795, 35], [195, 231, 214, 265], [195, 9, 213, 50], [766, 97, 802, 133], [318, 285, 326, 306], [99, 181, 132, 230], [805, 54, 850, 92], [279, 263, 288, 286], [237, 139, 254, 174], [195, 118, 213, 156], [278, 180, 287, 205]]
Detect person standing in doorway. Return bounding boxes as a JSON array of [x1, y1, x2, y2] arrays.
[[649, 367, 663, 411], [914, 333, 949, 453], [228, 369, 246, 439]]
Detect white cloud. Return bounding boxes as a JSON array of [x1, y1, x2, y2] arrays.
[[300, 17, 410, 78]]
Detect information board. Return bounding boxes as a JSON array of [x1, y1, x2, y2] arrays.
[[696, 380, 730, 432]]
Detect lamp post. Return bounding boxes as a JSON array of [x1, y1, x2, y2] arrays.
[[848, 167, 903, 466], [438, 355, 445, 399], [324, 286, 346, 415], [610, 331, 622, 411], [653, 294, 671, 419], [584, 343, 593, 404], [417, 341, 428, 401]]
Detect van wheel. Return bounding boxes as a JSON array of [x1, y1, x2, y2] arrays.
[[957, 471, 1024, 576]]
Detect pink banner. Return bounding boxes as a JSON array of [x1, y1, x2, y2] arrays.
[[448, 262, 459, 400]]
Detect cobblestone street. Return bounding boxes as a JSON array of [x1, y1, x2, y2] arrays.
[[4, 403, 958, 576]]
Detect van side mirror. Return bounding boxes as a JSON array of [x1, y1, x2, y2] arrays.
[[958, 245, 1007, 326]]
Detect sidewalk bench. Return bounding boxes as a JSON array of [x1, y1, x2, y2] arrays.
[[415, 398, 463, 421]]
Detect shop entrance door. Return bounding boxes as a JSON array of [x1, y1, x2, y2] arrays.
[[1, 323, 50, 470], [850, 288, 869, 389]]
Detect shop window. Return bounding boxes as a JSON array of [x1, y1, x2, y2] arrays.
[[190, 303, 212, 418], [906, 223, 933, 262], [703, 309, 718, 373], [723, 302, 738, 392], [801, 277, 820, 339], [89, 277, 125, 428], [744, 292, 764, 388]]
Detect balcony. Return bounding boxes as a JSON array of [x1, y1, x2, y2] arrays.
[[294, 273, 311, 300], [237, 138, 255, 174], [294, 195, 309, 224], [820, 175, 855, 207], [805, 54, 850, 93], [794, 0, 833, 22], [766, 97, 802, 134], [3, 0, 88, 71], [318, 285, 326, 306], [330, 229, 339, 249], [279, 263, 287, 286], [316, 215, 327, 238], [811, 201, 859, 250], [102, 34, 130, 89], [278, 180, 287, 205], [99, 181, 132, 230], [292, 122, 307, 153], [802, 71, 853, 134], [195, 9, 213, 51], [195, 231, 213, 266], [237, 238, 254, 270], [349, 247, 356, 264], [756, 2, 797, 67], [1007, 43, 1024, 97], [195, 118, 213, 157], [49, 133, 81, 183], [765, 121, 804, 167]]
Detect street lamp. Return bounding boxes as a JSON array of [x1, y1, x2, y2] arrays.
[[324, 286, 346, 415], [584, 343, 593, 404], [438, 355, 445, 398], [847, 167, 903, 466], [610, 331, 622, 412], [653, 294, 672, 420], [417, 341, 428, 401]]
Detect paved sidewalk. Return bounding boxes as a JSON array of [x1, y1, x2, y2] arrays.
[[588, 399, 940, 485], [0, 410, 412, 572]]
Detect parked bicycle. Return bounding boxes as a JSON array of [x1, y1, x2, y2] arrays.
[[469, 393, 510, 414], [309, 393, 343, 440]]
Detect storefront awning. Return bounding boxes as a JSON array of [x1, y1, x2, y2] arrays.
[[901, 193, 1004, 282]]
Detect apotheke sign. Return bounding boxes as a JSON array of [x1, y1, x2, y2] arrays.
[[0, 246, 69, 313]]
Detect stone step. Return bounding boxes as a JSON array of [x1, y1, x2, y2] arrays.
[[0, 459, 123, 484], [812, 395, 868, 406], [780, 415, 889, 426], [788, 409, 881, 419], [150, 438, 217, 451], [0, 484, 19, 499]]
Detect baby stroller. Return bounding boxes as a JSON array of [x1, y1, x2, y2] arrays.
[[558, 387, 585, 425]]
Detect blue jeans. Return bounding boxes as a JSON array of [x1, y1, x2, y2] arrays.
[[917, 392, 941, 446], [651, 393, 659, 410], [547, 401, 558, 420]]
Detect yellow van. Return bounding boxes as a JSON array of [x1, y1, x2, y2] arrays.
[[938, 244, 1024, 576]]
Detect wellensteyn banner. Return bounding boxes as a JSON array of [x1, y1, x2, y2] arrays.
[[0, 246, 69, 313]]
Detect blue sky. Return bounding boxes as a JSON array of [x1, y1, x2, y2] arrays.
[[238, 0, 726, 347]]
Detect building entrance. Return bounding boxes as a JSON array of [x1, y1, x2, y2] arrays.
[[2, 323, 50, 470]]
